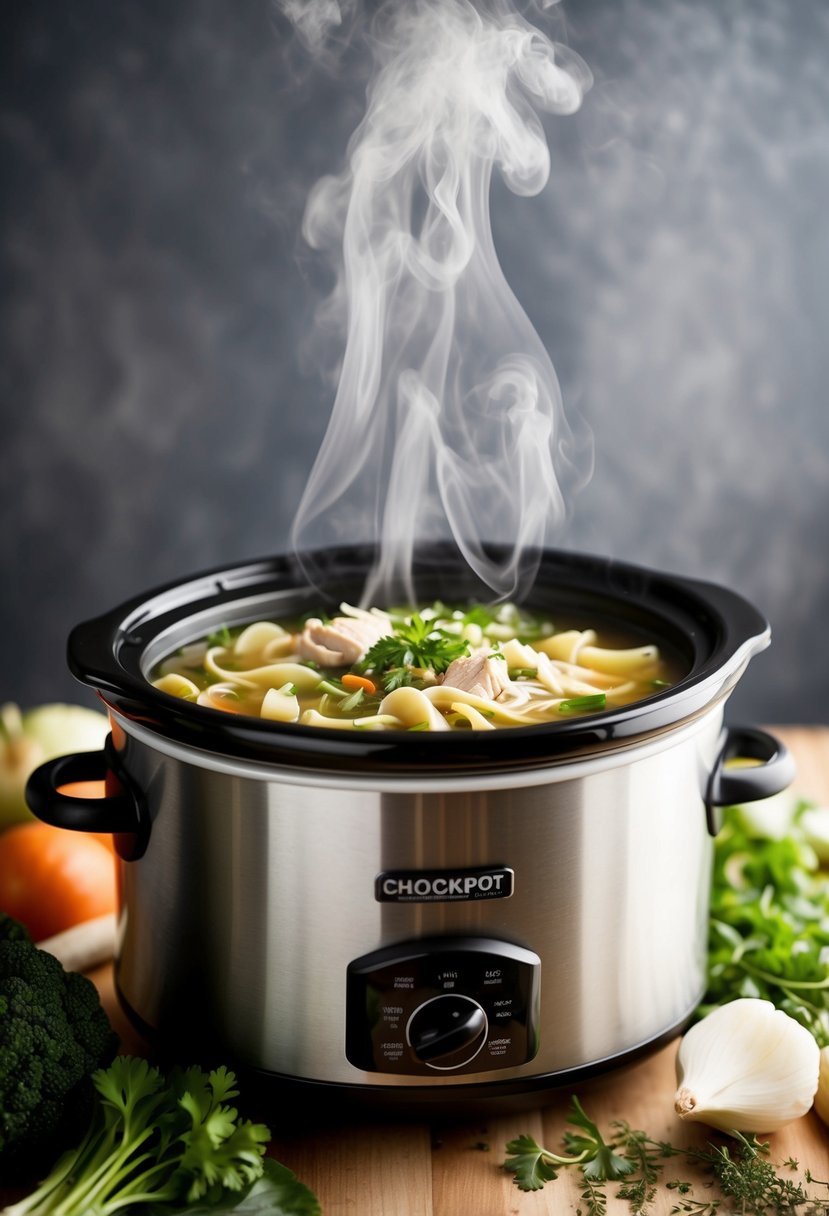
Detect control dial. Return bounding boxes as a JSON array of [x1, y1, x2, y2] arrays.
[[406, 994, 488, 1070]]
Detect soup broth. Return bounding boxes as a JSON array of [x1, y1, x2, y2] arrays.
[[150, 602, 680, 732]]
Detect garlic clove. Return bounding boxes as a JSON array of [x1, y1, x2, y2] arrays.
[[814, 1044, 829, 1129], [674, 997, 819, 1134]]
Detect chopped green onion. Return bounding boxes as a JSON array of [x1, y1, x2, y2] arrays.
[[340, 687, 366, 712], [285, 684, 299, 696], [509, 667, 538, 680], [317, 678, 347, 699], [558, 693, 607, 715], [651, 678, 672, 688], [408, 721, 429, 731]]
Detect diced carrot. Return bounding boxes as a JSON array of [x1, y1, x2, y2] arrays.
[[341, 673, 376, 695]]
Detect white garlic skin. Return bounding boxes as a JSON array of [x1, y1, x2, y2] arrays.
[[674, 998, 819, 1134]]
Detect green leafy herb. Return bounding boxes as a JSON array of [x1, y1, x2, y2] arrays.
[[701, 799, 829, 1045], [557, 693, 607, 715], [462, 605, 496, 628], [2, 1056, 306, 1216], [149, 1159, 320, 1215], [206, 626, 233, 649], [361, 614, 471, 680], [504, 1103, 827, 1216], [382, 666, 415, 692], [504, 1097, 634, 1194], [679, 1132, 816, 1216]]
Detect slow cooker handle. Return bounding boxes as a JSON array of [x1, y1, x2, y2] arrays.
[[705, 725, 796, 836], [25, 734, 149, 859]]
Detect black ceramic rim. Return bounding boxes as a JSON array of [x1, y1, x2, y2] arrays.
[[67, 543, 769, 775]]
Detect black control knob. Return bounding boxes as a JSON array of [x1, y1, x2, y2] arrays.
[[407, 994, 488, 1069]]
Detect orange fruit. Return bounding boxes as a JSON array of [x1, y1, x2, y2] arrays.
[[0, 819, 117, 942]]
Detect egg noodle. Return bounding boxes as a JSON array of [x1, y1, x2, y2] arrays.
[[151, 603, 673, 731]]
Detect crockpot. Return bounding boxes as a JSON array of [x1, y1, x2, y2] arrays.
[[26, 544, 794, 1114]]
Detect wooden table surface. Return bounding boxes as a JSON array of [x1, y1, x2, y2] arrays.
[[6, 727, 829, 1213]]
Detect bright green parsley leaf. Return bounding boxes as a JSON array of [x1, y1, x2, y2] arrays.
[[503, 1134, 565, 1191], [563, 1097, 635, 1182], [362, 614, 470, 680]]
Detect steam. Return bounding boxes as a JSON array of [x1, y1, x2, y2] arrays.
[[290, 0, 592, 604]]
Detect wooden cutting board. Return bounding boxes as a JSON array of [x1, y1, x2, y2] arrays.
[[84, 725, 829, 1215], [3, 727, 827, 1212]]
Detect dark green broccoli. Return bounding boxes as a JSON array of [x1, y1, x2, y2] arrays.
[[0, 914, 116, 1174], [0, 912, 32, 945]]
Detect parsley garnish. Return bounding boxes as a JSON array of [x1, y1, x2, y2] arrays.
[[361, 614, 470, 684]]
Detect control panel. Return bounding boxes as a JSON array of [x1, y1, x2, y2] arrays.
[[345, 936, 541, 1075]]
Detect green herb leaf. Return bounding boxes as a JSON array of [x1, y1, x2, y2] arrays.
[[148, 1158, 321, 1215], [503, 1134, 565, 1191], [207, 626, 234, 649], [362, 614, 471, 680], [564, 1098, 635, 1183], [701, 798, 829, 1046]]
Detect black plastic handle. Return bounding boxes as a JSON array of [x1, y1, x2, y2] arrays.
[[25, 734, 149, 858], [705, 725, 796, 836]]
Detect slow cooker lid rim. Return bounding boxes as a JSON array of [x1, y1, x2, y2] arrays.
[[66, 545, 769, 768], [70, 543, 768, 671]]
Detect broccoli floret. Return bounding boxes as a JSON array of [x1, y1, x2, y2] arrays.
[[0, 922, 116, 1174], [0, 913, 31, 945]]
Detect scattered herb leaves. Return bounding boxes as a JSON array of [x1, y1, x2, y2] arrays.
[[504, 1105, 828, 1215]]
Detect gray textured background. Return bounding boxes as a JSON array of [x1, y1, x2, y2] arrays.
[[2, 0, 828, 723]]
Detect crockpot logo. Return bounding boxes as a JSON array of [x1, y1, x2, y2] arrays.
[[375, 865, 514, 903]]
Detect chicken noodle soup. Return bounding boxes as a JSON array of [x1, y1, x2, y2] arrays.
[[150, 603, 678, 731]]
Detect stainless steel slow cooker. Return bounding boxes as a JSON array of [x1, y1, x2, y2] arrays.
[[26, 545, 793, 1113]]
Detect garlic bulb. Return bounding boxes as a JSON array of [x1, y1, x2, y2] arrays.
[[674, 998, 819, 1134], [814, 1044, 829, 1128]]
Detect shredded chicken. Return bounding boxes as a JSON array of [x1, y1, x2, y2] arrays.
[[296, 615, 390, 667], [441, 648, 512, 701]]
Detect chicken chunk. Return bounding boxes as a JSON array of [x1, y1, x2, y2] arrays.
[[441, 648, 512, 701], [296, 614, 390, 667]]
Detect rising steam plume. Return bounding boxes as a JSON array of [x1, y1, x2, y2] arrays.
[[286, 0, 592, 604]]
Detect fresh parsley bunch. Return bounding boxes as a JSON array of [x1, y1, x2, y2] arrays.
[[4, 1056, 318, 1216]]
